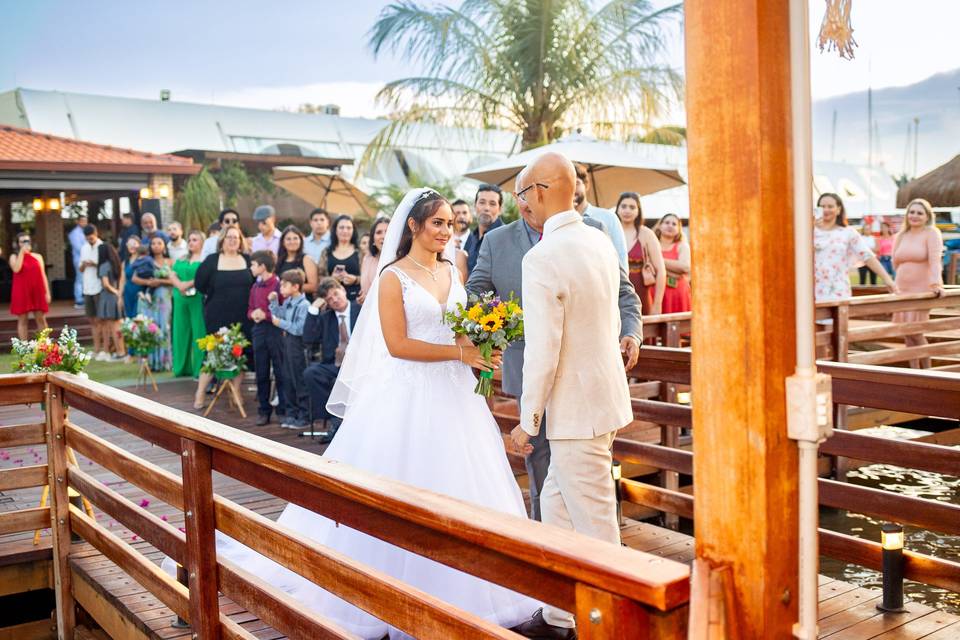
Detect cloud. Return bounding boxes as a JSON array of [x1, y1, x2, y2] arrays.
[[174, 81, 389, 119]]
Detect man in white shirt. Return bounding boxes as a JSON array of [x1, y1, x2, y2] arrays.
[[166, 221, 189, 261], [573, 163, 629, 271], [79, 225, 104, 353], [302, 277, 361, 444], [303, 208, 332, 264], [68, 214, 88, 308], [451, 199, 473, 250]]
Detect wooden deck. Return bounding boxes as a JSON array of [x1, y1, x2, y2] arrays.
[[1, 378, 958, 639]]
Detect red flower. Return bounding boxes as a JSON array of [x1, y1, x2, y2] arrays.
[[231, 344, 243, 358]]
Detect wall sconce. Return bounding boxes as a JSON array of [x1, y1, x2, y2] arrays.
[[140, 187, 153, 199], [157, 184, 171, 199], [33, 198, 43, 211], [47, 198, 60, 211], [876, 522, 906, 613]]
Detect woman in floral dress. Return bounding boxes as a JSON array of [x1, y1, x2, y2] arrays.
[[814, 193, 896, 302], [133, 233, 174, 371]]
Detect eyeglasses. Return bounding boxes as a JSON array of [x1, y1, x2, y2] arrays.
[[515, 182, 550, 203]]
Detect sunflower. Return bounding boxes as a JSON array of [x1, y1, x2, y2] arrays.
[[467, 304, 484, 322], [479, 313, 503, 332]]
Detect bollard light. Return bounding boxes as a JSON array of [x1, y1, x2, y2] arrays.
[[876, 523, 906, 613], [612, 461, 623, 526], [67, 488, 83, 543]]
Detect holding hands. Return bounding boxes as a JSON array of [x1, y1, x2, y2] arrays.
[[509, 425, 533, 457]]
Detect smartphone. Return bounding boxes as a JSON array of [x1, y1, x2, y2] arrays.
[[333, 265, 346, 275]]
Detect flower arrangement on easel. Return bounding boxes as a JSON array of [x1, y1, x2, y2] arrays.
[[196, 324, 250, 418], [120, 315, 164, 391], [11, 326, 91, 376]]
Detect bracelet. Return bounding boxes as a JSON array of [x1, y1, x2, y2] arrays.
[[458, 346, 463, 362]]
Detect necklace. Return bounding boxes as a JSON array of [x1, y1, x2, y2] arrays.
[[408, 256, 441, 281]]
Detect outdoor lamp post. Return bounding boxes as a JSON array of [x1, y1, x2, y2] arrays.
[[612, 460, 623, 526], [877, 522, 907, 613]]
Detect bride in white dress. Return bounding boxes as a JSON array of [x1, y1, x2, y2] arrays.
[[186, 189, 539, 639]]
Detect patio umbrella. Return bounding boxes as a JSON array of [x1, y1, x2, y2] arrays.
[[464, 136, 685, 208], [272, 166, 376, 218]]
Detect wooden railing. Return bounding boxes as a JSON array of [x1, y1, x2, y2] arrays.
[[639, 289, 960, 368], [0, 372, 691, 640], [550, 347, 960, 596]]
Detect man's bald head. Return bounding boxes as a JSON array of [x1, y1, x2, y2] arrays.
[[523, 152, 577, 227]]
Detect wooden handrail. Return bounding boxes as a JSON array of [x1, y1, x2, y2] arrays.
[[50, 372, 690, 613], [23, 372, 690, 640]]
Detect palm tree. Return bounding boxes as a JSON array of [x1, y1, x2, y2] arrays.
[[363, 0, 682, 168]]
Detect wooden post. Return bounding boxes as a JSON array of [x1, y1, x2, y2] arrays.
[[659, 322, 680, 530], [686, 0, 799, 636], [46, 383, 76, 639], [830, 303, 850, 479], [180, 439, 221, 640]]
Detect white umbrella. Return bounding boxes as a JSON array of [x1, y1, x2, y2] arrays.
[[464, 136, 685, 208], [272, 166, 376, 218]]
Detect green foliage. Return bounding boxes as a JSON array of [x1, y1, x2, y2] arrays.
[[369, 169, 460, 214], [362, 0, 683, 170], [175, 167, 221, 233], [216, 160, 275, 207], [893, 172, 912, 188], [632, 124, 686, 146]]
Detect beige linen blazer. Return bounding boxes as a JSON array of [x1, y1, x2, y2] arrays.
[[519, 210, 633, 440]]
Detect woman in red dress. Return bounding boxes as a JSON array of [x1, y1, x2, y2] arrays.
[[617, 192, 665, 315], [654, 214, 692, 313], [9, 232, 51, 339]]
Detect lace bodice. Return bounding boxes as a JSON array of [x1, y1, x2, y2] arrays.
[[384, 264, 466, 345]]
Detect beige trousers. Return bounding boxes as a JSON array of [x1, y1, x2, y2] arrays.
[[540, 431, 620, 628]]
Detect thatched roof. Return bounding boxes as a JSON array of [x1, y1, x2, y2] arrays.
[[897, 154, 960, 207]]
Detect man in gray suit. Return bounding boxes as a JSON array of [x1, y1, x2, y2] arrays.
[[466, 169, 642, 521]]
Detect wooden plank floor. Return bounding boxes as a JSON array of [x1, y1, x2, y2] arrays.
[[2, 378, 958, 639]]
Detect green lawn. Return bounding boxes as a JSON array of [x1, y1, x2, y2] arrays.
[[1, 352, 176, 387]]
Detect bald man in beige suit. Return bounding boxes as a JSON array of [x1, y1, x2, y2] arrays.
[[510, 153, 633, 639]]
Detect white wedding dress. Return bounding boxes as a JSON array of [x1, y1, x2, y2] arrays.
[[190, 262, 539, 639]]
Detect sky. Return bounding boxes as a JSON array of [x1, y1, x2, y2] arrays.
[[1, 0, 958, 118]]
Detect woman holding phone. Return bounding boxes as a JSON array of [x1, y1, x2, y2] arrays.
[[9, 232, 50, 340], [325, 214, 362, 302]]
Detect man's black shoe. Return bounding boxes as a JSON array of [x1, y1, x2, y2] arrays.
[[511, 609, 576, 640], [255, 414, 270, 426]]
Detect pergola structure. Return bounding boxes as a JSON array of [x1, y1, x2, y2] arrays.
[[0, 125, 198, 300]]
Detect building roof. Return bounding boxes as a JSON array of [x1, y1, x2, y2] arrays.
[[0, 88, 517, 192], [0, 124, 200, 174], [897, 154, 960, 207]]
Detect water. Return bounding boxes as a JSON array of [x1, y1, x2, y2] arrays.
[[819, 424, 960, 614]]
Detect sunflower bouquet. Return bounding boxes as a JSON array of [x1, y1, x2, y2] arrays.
[[11, 326, 91, 375], [197, 324, 250, 377], [120, 315, 164, 357], [445, 292, 524, 396]]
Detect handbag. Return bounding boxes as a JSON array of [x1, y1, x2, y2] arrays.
[[640, 243, 657, 287]]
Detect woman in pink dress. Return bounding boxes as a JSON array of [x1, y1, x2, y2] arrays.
[[9, 232, 50, 340], [877, 221, 895, 276], [893, 198, 944, 368], [654, 213, 692, 313]]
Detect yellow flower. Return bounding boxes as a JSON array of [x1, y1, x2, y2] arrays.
[[479, 313, 503, 332], [467, 304, 483, 322], [495, 303, 507, 316]]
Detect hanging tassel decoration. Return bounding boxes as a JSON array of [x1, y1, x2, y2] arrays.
[[817, 0, 858, 60]]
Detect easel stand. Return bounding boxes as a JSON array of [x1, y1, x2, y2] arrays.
[[202, 371, 247, 419], [137, 356, 159, 392]]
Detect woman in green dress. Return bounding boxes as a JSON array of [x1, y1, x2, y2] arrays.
[[169, 230, 208, 378]]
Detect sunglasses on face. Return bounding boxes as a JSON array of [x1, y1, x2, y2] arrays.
[[223, 217, 239, 224], [19, 238, 31, 244], [515, 182, 550, 203]]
